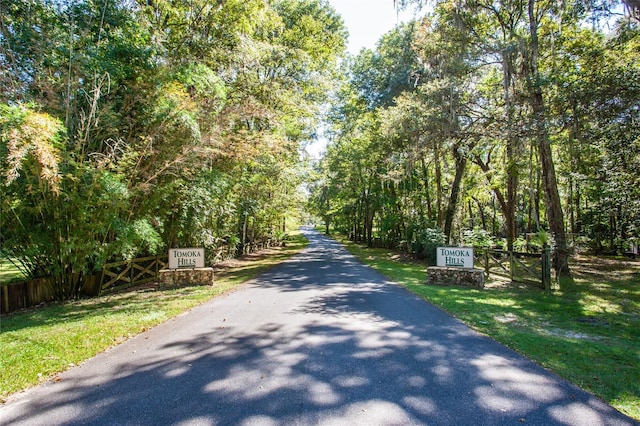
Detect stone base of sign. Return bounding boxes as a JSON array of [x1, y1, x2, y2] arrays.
[[427, 266, 485, 289], [158, 268, 214, 288]]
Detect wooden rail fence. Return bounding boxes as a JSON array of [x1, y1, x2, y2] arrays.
[[2, 238, 287, 313], [475, 247, 552, 289], [98, 255, 168, 295]]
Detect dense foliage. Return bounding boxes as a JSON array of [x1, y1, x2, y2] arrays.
[[1, 0, 347, 298], [2, 0, 638, 296], [309, 2, 639, 281]]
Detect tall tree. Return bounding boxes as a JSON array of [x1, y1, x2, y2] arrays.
[[1, 0, 348, 298]]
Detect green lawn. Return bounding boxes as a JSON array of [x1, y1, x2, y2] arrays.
[[0, 233, 308, 401], [2, 232, 638, 420], [0, 258, 26, 285], [334, 235, 640, 420]]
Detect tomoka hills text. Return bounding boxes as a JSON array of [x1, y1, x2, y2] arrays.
[[173, 250, 203, 257], [438, 248, 472, 256]]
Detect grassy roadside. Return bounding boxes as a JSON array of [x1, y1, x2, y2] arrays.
[[0, 233, 308, 401], [0, 258, 26, 285], [333, 234, 640, 420]]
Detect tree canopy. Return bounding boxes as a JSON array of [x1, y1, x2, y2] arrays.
[[308, 0, 639, 282], [1, 0, 347, 298], [2, 0, 638, 296]]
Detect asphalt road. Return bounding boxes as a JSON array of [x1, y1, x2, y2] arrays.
[[1, 228, 637, 425]]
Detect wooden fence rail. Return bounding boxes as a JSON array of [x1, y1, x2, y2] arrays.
[[98, 255, 169, 295], [475, 247, 552, 289], [2, 238, 288, 313], [1, 278, 52, 314]]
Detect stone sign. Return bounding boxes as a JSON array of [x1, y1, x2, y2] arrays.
[[436, 247, 474, 269], [168, 248, 205, 269]]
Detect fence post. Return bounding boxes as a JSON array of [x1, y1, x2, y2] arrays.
[[484, 249, 489, 276], [542, 246, 552, 290], [509, 251, 514, 282], [98, 267, 105, 296]]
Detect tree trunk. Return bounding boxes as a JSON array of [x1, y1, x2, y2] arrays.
[[434, 139, 443, 228], [473, 196, 488, 231], [420, 156, 433, 220], [474, 155, 510, 240], [443, 144, 467, 244], [242, 213, 248, 252], [364, 191, 372, 247], [502, 50, 519, 251], [506, 143, 518, 251], [527, 0, 570, 277], [533, 87, 570, 277], [528, 143, 541, 232]]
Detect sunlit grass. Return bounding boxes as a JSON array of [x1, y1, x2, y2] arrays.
[[0, 258, 25, 285], [336, 235, 640, 420], [0, 233, 308, 400]]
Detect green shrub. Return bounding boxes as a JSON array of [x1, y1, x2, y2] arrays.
[[410, 228, 445, 265], [461, 228, 494, 249]]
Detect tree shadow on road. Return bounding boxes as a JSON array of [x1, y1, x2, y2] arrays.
[[4, 283, 633, 425], [2, 229, 635, 425]]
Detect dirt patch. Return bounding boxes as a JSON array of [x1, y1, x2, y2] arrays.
[[388, 252, 423, 265], [212, 246, 287, 272], [542, 328, 604, 340], [483, 275, 543, 290], [485, 255, 639, 289], [494, 313, 519, 323], [571, 255, 639, 281]]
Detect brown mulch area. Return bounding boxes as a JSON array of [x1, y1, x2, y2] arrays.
[[387, 252, 424, 265], [212, 245, 288, 273], [570, 254, 639, 281]]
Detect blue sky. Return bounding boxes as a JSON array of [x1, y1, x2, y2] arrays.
[[327, 0, 418, 54]]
